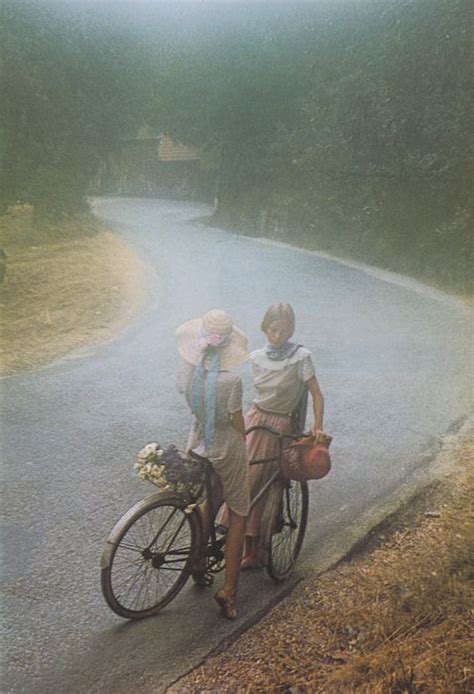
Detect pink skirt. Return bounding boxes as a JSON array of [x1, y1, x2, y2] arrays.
[[216, 405, 292, 545]]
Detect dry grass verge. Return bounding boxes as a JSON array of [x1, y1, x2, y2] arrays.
[[0, 205, 149, 375], [169, 440, 473, 693]]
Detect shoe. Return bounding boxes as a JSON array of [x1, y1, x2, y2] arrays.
[[214, 590, 237, 620]]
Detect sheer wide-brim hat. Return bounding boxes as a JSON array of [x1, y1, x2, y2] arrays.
[[176, 309, 248, 370]]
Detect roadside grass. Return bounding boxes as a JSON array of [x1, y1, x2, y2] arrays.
[[319, 452, 473, 693], [169, 441, 473, 693], [0, 204, 99, 247], [0, 205, 148, 375]]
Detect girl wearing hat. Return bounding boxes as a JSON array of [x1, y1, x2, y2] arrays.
[[176, 309, 249, 619], [218, 302, 324, 569]]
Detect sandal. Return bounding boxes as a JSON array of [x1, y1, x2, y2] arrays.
[[214, 590, 237, 620]]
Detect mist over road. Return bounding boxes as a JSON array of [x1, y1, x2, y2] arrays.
[[1, 198, 472, 692]]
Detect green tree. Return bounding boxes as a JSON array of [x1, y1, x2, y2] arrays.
[[0, 1, 154, 225]]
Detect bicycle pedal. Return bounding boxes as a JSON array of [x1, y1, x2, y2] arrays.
[[191, 571, 214, 587]]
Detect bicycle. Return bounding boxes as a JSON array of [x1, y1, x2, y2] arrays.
[[101, 425, 309, 620]]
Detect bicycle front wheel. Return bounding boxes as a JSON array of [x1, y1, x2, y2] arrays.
[[266, 480, 309, 582], [101, 493, 201, 619]]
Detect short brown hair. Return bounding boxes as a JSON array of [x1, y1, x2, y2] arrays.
[[261, 303, 295, 336]]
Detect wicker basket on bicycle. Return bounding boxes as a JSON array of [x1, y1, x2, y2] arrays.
[[134, 443, 205, 502]]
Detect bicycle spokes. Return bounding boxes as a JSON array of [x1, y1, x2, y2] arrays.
[[103, 499, 198, 618], [266, 481, 308, 582]]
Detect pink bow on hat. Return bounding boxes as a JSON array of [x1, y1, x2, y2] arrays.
[[197, 333, 229, 351]]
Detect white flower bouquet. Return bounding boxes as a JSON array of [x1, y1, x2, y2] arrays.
[[135, 442, 205, 502]]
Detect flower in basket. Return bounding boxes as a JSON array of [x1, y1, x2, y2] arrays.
[[134, 442, 205, 502], [137, 443, 163, 462]]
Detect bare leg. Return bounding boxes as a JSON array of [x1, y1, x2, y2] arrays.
[[193, 474, 223, 577], [223, 509, 246, 596], [241, 535, 261, 569], [242, 480, 283, 569], [215, 508, 246, 619], [192, 499, 211, 574]]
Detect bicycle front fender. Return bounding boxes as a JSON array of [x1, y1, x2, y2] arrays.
[[100, 492, 197, 570]]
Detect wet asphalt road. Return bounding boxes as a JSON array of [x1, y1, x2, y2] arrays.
[[1, 198, 472, 693]]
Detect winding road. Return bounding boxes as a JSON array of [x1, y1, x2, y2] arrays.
[[1, 198, 472, 692]]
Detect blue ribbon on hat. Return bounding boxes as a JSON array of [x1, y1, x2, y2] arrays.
[[191, 332, 231, 450]]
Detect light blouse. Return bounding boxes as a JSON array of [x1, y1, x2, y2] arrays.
[[250, 346, 315, 415]]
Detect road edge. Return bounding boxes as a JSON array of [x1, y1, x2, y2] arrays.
[[194, 215, 472, 310], [165, 414, 473, 692]]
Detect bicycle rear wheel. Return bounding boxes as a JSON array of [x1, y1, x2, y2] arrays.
[[266, 480, 309, 582], [101, 493, 201, 619]]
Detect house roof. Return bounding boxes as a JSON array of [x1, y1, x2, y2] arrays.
[[158, 134, 200, 162], [120, 129, 200, 161]]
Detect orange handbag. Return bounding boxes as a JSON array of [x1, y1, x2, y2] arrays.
[[280, 432, 332, 482]]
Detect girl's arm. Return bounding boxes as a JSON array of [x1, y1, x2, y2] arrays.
[[306, 375, 324, 437], [231, 410, 246, 437]]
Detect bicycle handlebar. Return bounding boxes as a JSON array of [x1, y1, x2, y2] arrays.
[[188, 426, 308, 466], [244, 424, 308, 441]]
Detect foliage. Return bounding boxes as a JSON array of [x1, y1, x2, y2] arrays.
[[0, 0, 471, 289], [0, 0, 153, 224], [160, 0, 472, 291]]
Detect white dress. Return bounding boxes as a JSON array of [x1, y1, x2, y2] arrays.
[[180, 360, 250, 517]]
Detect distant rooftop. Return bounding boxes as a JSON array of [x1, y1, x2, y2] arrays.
[[158, 134, 200, 162], [121, 127, 200, 161]]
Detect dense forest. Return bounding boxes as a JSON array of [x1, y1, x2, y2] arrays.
[[1, 0, 472, 290]]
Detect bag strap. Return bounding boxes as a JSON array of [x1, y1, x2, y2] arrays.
[[289, 345, 307, 435], [288, 343, 303, 359]]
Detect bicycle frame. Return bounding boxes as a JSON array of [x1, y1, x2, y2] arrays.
[[101, 416, 310, 619]]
